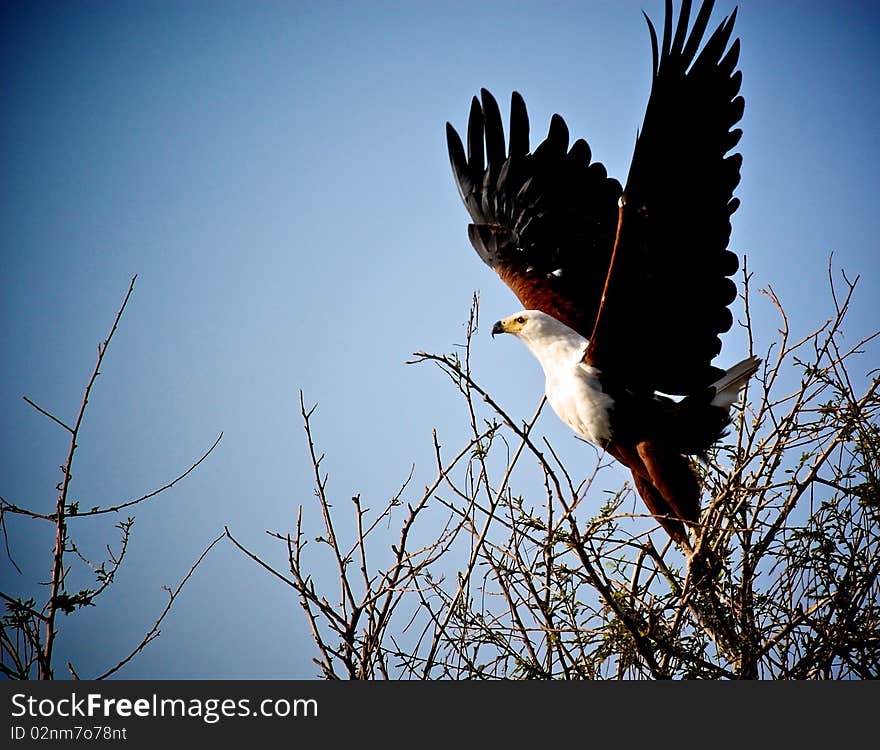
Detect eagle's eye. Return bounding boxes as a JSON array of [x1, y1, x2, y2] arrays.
[[515, 316, 526, 325]]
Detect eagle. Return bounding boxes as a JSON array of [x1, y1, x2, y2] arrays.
[[445, 0, 759, 546]]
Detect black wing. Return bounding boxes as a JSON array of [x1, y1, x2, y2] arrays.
[[585, 0, 744, 395], [446, 0, 743, 397], [446, 89, 622, 338]]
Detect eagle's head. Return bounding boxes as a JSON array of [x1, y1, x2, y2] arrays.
[[492, 309, 570, 339], [491, 311, 529, 337], [491, 309, 588, 355]]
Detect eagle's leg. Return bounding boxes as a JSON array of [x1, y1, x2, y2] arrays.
[[607, 443, 689, 544], [629, 471, 689, 544], [635, 440, 701, 532]]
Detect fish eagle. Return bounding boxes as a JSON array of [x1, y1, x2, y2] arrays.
[[446, 0, 759, 546]]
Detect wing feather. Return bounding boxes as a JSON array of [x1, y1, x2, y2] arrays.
[[446, 0, 743, 397], [585, 0, 744, 395], [481, 89, 506, 167], [446, 90, 622, 336]]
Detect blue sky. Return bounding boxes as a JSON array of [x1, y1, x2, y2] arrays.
[[2, 0, 878, 679]]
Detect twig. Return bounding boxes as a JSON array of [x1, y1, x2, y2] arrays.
[[41, 275, 137, 679], [94, 532, 224, 680], [71, 433, 223, 516], [21, 396, 73, 433]]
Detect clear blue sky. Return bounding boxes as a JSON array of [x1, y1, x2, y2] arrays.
[[2, 0, 878, 679]]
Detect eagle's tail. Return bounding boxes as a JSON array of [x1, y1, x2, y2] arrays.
[[674, 355, 761, 456], [710, 355, 762, 409]]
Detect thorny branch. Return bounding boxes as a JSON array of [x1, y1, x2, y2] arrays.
[[2, 277, 223, 679], [236, 267, 879, 678]]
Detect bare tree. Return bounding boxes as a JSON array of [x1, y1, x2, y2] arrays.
[[1, 277, 223, 680], [231, 262, 879, 679]]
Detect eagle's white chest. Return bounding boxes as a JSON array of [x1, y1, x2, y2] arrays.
[[544, 359, 614, 446], [508, 311, 616, 446], [515, 323, 615, 446]]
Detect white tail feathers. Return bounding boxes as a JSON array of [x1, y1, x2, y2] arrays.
[[710, 355, 761, 408]]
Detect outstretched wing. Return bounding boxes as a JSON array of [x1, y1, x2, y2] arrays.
[[585, 0, 744, 395], [446, 89, 622, 339]]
